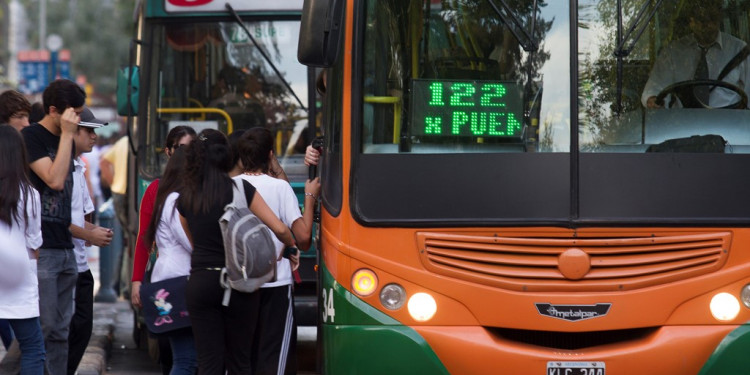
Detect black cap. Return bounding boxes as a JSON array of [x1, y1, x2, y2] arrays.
[[79, 107, 108, 128]]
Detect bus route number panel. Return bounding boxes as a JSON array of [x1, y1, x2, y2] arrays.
[[547, 361, 605, 375], [410, 79, 524, 138]]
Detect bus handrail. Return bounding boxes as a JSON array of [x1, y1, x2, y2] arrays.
[[156, 107, 234, 133], [364, 96, 401, 144]]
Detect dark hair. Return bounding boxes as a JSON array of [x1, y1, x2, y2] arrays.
[[0, 90, 31, 123], [42, 79, 86, 115], [145, 147, 187, 246], [238, 127, 274, 173], [165, 126, 197, 150], [29, 102, 44, 123], [228, 130, 247, 168], [0, 125, 35, 227], [178, 129, 233, 214]]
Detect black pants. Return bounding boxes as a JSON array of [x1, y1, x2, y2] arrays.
[[67, 270, 94, 375], [252, 285, 297, 375], [186, 269, 260, 375]]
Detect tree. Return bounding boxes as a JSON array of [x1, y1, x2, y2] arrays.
[[20, 0, 134, 99]]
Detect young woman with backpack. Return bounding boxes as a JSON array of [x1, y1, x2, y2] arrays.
[[0, 124, 45, 375], [176, 129, 296, 375]]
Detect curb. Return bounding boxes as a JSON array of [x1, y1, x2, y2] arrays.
[[0, 304, 116, 375]]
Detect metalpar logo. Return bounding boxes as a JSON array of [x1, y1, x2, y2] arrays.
[[535, 303, 612, 322]]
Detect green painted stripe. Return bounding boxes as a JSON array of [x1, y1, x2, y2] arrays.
[[698, 323, 750, 375], [319, 262, 450, 374]]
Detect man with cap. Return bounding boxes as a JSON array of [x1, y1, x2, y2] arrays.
[[66, 107, 113, 375], [21, 79, 86, 375]]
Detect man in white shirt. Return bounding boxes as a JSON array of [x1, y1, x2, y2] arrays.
[[67, 107, 113, 375], [641, 1, 750, 109]]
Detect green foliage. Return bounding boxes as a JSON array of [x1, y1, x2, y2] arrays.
[[19, 0, 134, 98]]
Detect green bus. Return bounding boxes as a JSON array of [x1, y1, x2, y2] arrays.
[[117, 0, 318, 367]]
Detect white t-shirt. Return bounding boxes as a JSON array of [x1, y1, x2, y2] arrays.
[[151, 192, 193, 282], [71, 157, 95, 272], [238, 174, 302, 287], [0, 186, 43, 319]]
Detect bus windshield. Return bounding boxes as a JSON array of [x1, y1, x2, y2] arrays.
[[353, 0, 750, 225], [141, 19, 308, 179], [362, 0, 750, 155], [361, 0, 567, 153]]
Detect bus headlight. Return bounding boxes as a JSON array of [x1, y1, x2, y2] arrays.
[[352, 269, 378, 297], [710, 292, 740, 321], [380, 283, 406, 310], [408, 292, 437, 322], [740, 284, 750, 309]]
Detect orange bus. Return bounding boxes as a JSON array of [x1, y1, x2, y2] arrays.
[[298, 0, 750, 374]]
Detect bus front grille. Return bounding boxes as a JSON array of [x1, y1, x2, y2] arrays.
[[487, 327, 658, 350], [417, 231, 731, 292]]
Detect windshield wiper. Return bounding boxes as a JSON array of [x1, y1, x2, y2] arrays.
[[613, 0, 664, 58], [613, 0, 663, 114], [486, 0, 539, 52], [225, 3, 307, 111]]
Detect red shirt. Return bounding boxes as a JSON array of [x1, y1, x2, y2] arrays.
[[131, 179, 159, 282]]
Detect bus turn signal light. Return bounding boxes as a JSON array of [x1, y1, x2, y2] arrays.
[[352, 269, 378, 297]]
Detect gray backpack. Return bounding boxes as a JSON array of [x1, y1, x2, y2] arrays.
[[218, 176, 276, 306]]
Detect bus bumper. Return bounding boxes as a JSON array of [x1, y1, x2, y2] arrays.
[[410, 324, 748, 375]]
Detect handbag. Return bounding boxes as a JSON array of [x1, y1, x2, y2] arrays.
[[140, 275, 191, 334]]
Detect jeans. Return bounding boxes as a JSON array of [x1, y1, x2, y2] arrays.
[[168, 328, 197, 375], [8, 317, 45, 375], [0, 319, 13, 349], [37, 248, 77, 375], [67, 270, 94, 375]]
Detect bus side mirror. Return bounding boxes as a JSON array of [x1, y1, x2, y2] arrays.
[[298, 0, 344, 67], [117, 66, 140, 116]]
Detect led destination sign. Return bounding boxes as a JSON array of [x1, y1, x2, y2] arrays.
[[411, 79, 523, 137]]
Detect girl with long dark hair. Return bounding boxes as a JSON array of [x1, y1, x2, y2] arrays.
[[0, 124, 45, 374], [131, 126, 197, 375], [177, 129, 295, 375], [237, 127, 320, 375]]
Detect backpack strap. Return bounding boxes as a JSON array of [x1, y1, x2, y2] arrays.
[[712, 45, 750, 92]]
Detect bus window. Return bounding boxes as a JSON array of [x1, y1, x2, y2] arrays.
[[579, 0, 750, 153], [360, 0, 570, 154], [141, 20, 307, 179]]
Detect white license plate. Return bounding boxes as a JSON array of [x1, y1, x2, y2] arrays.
[[547, 361, 605, 375]]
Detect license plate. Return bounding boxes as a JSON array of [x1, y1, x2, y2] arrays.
[[547, 361, 605, 375]]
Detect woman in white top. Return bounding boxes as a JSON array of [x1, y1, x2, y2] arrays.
[[0, 125, 44, 375], [141, 147, 197, 375], [236, 127, 320, 375]]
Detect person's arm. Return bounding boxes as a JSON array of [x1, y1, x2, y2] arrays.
[[290, 177, 321, 251], [304, 145, 320, 166], [69, 223, 112, 247], [28, 108, 79, 190], [100, 158, 114, 188], [249, 191, 295, 247], [642, 45, 677, 108], [268, 152, 289, 182], [130, 181, 159, 308]]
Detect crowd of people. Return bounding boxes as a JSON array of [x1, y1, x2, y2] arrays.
[[0, 77, 321, 375]]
